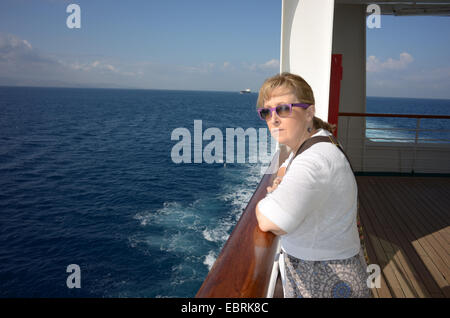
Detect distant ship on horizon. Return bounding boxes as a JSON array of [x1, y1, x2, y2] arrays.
[[240, 88, 251, 94]]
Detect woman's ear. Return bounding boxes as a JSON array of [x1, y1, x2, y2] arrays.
[[307, 104, 315, 120]]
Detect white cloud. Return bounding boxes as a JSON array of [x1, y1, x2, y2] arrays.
[[260, 59, 279, 70], [176, 62, 217, 74], [0, 33, 57, 65], [367, 52, 414, 72], [0, 33, 142, 81], [68, 60, 123, 74], [243, 59, 279, 72], [403, 66, 450, 82], [221, 61, 237, 71], [0, 33, 32, 51], [367, 65, 450, 99], [0, 34, 279, 92]]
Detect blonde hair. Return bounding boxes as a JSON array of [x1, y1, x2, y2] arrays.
[[257, 72, 335, 134]]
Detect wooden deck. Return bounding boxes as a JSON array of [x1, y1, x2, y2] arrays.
[[356, 176, 450, 298]]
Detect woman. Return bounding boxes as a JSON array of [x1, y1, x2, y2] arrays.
[[255, 72, 370, 298]]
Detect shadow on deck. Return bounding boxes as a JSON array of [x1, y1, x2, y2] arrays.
[[356, 176, 450, 298]]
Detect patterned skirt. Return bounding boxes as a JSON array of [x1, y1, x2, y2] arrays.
[[282, 249, 372, 298]]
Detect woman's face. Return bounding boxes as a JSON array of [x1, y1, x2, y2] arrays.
[[263, 85, 315, 151]]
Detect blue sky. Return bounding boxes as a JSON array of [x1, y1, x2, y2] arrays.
[[0, 0, 449, 98], [366, 14, 450, 99]]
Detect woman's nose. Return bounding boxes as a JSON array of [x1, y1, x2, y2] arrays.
[[270, 111, 281, 124]]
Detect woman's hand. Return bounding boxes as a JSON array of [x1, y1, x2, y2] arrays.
[[267, 176, 283, 193], [266, 166, 286, 193], [257, 165, 287, 236]]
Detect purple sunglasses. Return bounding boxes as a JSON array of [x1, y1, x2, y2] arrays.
[[257, 103, 311, 120]]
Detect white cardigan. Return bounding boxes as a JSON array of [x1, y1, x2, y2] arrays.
[[258, 129, 360, 261]]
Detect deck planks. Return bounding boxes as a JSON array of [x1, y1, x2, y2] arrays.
[[359, 179, 416, 297], [356, 176, 450, 298], [373, 176, 446, 297], [390, 179, 450, 284]]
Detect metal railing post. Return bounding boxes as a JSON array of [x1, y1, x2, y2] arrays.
[[412, 118, 421, 173]]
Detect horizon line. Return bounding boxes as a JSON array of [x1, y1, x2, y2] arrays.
[[0, 85, 449, 101]]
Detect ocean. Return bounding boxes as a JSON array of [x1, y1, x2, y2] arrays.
[[0, 87, 449, 297], [365, 96, 450, 143]]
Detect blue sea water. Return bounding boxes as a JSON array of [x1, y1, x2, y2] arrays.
[[0, 87, 267, 297], [0, 87, 449, 298], [366, 96, 450, 142]]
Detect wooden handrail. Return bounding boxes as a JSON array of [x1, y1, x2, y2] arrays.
[[195, 162, 280, 297], [339, 112, 450, 119]]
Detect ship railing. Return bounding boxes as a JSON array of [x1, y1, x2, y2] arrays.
[[338, 112, 450, 173], [195, 149, 286, 298]]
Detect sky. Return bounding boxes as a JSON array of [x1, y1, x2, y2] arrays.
[[366, 14, 450, 99], [0, 0, 449, 99]]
